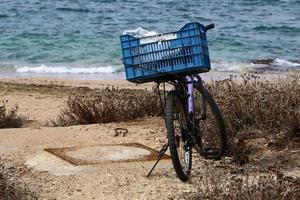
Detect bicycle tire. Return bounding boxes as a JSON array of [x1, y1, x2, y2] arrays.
[[194, 81, 227, 159], [165, 91, 191, 182]]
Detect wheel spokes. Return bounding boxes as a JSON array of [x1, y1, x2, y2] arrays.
[[173, 108, 190, 174], [194, 86, 225, 158]]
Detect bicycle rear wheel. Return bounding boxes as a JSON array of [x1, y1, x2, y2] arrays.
[[194, 81, 227, 159], [165, 91, 191, 182]]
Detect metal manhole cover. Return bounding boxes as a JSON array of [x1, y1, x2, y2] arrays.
[[44, 143, 170, 166]]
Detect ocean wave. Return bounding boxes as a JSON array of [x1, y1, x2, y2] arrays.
[[5, 59, 300, 75], [212, 62, 249, 72], [56, 7, 90, 13], [271, 58, 300, 68], [253, 25, 300, 33], [15, 65, 116, 74], [213, 58, 300, 73], [0, 14, 9, 18]]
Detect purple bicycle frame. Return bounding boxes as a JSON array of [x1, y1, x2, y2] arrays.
[[187, 76, 194, 114]]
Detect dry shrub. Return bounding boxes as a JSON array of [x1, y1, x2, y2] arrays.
[[0, 160, 38, 200], [203, 74, 300, 160], [51, 75, 300, 143], [290, 111, 300, 138], [186, 172, 300, 200], [50, 89, 162, 126], [0, 100, 25, 129], [207, 74, 300, 135]]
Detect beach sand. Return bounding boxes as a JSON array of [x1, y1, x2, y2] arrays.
[[0, 74, 299, 199]]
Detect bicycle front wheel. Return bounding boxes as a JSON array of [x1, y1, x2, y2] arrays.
[[165, 91, 191, 182], [194, 81, 227, 160]]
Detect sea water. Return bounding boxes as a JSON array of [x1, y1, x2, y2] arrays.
[[0, 0, 299, 77]]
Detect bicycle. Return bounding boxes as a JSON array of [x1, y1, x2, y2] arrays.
[[120, 22, 227, 182]]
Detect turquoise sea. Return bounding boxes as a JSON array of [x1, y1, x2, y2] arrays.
[[0, 0, 300, 76]]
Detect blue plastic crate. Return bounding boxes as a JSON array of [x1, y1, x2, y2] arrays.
[[120, 22, 211, 83]]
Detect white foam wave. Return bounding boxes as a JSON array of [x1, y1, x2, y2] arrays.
[[213, 58, 300, 72], [15, 65, 116, 74], [272, 58, 300, 69], [11, 59, 300, 75], [212, 61, 253, 72]]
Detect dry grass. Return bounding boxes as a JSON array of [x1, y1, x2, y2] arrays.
[[0, 161, 38, 200], [51, 75, 300, 137], [50, 89, 162, 126], [207, 74, 300, 135], [204, 74, 300, 162], [0, 100, 25, 129], [185, 172, 300, 200]]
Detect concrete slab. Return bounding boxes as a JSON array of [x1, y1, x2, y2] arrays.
[[45, 143, 170, 165]]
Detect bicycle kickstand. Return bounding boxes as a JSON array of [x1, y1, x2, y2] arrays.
[[146, 142, 169, 178]]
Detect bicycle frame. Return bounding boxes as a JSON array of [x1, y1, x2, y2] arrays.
[[183, 75, 205, 153], [172, 75, 203, 141], [186, 75, 203, 125], [157, 74, 204, 141], [187, 76, 194, 115]]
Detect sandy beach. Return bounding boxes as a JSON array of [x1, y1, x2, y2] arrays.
[[0, 74, 299, 199]]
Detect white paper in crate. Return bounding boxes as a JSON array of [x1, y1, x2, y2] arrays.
[[123, 27, 179, 63], [123, 27, 157, 38], [123, 27, 177, 44]]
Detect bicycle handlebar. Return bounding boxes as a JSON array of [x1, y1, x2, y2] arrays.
[[205, 23, 215, 31]]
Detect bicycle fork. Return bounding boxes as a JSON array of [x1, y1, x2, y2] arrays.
[[187, 76, 194, 116], [186, 76, 202, 149]]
